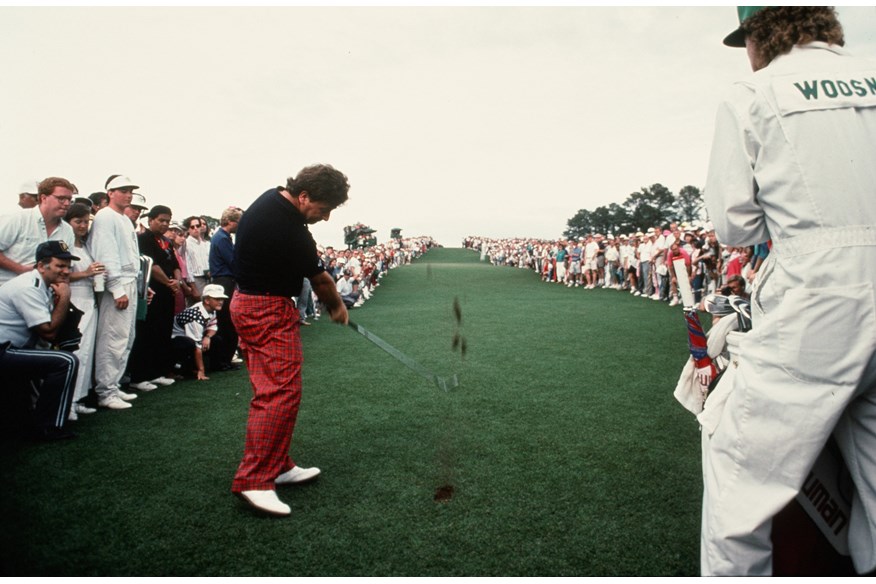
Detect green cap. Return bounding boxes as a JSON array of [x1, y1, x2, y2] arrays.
[[723, 6, 768, 47]]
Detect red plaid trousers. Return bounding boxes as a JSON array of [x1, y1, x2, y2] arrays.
[[230, 293, 302, 492]]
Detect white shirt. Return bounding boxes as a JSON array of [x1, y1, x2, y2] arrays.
[[70, 242, 97, 310], [0, 207, 75, 286], [584, 241, 599, 261], [0, 269, 53, 348], [185, 236, 211, 280], [336, 276, 354, 296], [87, 207, 140, 299], [638, 240, 653, 263]]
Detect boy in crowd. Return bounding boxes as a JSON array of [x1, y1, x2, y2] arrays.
[[171, 283, 228, 381]]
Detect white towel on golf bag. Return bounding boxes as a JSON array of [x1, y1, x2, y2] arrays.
[[673, 316, 738, 416], [697, 330, 744, 436]]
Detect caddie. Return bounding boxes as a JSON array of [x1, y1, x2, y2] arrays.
[[701, 7, 876, 575]]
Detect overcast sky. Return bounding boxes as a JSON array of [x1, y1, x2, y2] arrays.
[[2, 6, 875, 248]]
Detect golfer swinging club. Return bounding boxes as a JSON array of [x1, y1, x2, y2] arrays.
[[231, 164, 350, 517], [701, 7, 876, 574]]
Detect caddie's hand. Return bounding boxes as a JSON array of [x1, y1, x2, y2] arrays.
[[202, 336, 211, 351], [115, 295, 129, 310], [330, 303, 349, 325]]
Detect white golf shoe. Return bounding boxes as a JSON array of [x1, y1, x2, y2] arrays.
[[74, 403, 97, 415], [129, 381, 157, 391], [237, 490, 291, 517], [98, 395, 132, 410], [275, 466, 321, 485]]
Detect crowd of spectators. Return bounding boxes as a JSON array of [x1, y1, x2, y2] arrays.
[[0, 176, 438, 439], [464, 221, 766, 306]]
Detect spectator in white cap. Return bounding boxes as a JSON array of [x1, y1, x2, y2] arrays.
[[124, 192, 148, 235], [17, 180, 39, 209], [0, 177, 77, 287], [171, 283, 228, 381], [87, 174, 142, 410]]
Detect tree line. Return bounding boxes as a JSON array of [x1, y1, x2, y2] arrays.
[[563, 183, 704, 239]]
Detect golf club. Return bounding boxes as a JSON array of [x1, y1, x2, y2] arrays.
[[347, 320, 459, 392]]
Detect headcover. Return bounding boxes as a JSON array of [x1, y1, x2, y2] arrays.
[[728, 295, 753, 332], [702, 293, 735, 316]]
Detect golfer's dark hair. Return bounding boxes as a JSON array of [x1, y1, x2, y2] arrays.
[[65, 203, 91, 223], [285, 164, 350, 208], [744, 7, 844, 66], [148, 205, 172, 219]]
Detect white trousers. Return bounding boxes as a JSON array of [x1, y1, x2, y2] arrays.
[[701, 240, 876, 575], [70, 287, 97, 403], [93, 281, 138, 399]]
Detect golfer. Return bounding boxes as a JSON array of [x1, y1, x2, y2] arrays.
[[701, 7, 876, 575], [231, 164, 350, 517]]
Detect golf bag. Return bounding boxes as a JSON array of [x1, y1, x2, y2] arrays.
[[672, 257, 856, 575]]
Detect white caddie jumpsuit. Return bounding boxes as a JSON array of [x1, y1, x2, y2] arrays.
[[701, 42, 876, 575]]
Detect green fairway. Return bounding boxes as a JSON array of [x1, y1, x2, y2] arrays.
[[0, 248, 702, 576]]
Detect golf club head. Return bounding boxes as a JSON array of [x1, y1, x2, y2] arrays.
[[441, 374, 460, 391]]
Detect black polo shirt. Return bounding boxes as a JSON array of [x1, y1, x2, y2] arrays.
[[233, 188, 325, 297], [138, 230, 180, 298]]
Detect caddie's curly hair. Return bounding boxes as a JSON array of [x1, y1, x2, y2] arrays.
[[744, 7, 844, 67], [285, 164, 350, 209]]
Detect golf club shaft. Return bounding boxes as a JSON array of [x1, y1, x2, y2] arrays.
[[347, 320, 457, 391]]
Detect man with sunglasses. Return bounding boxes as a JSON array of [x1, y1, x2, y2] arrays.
[[183, 216, 211, 305], [87, 175, 143, 410], [0, 177, 76, 287]]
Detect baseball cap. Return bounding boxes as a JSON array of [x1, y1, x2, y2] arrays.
[[202, 284, 228, 299], [723, 6, 767, 47], [19, 180, 39, 196], [130, 193, 148, 210], [106, 175, 140, 191], [36, 240, 80, 263], [168, 222, 184, 232]]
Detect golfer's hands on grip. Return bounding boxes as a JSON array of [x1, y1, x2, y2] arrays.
[[329, 303, 349, 325]]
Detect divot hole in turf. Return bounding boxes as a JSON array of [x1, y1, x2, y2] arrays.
[[434, 485, 454, 503]]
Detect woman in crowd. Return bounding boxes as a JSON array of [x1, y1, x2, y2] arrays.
[[64, 203, 105, 420]]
